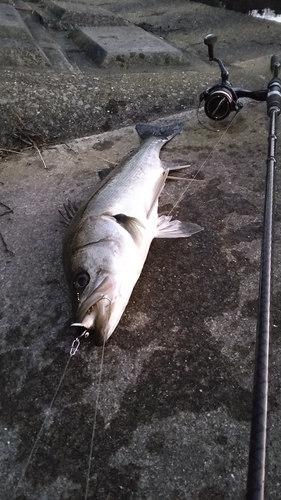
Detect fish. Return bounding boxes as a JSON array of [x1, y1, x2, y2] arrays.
[[62, 122, 203, 345]]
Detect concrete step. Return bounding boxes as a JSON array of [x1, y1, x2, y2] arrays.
[[0, 0, 190, 73], [29, 0, 128, 30], [21, 9, 81, 73], [0, 3, 51, 68], [70, 25, 189, 69]]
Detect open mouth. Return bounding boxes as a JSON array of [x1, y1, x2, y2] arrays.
[[70, 321, 108, 346], [71, 307, 96, 331], [72, 295, 112, 336]]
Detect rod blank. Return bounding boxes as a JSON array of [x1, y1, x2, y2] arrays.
[[246, 56, 280, 497]]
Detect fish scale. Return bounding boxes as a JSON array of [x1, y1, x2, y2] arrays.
[[83, 137, 166, 220]]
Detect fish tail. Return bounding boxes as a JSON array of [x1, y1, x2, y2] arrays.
[[135, 122, 184, 142]]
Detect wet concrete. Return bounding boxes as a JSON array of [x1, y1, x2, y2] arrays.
[[1, 1, 281, 499], [1, 103, 281, 499]]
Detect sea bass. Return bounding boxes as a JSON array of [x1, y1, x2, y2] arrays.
[[62, 123, 202, 344]]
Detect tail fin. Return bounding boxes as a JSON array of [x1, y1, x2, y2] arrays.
[[136, 122, 184, 142]]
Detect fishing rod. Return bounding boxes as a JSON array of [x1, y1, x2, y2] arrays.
[[200, 34, 281, 500]]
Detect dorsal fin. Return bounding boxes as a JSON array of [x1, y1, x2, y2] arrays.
[[59, 200, 79, 227]]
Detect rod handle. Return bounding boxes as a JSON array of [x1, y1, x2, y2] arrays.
[[270, 54, 281, 72], [267, 79, 281, 116], [267, 55, 281, 116]]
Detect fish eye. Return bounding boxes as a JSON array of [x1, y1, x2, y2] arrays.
[[73, 271, 90, 291]]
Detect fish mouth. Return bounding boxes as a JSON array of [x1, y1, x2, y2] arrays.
[[76, 297, 111, 345], [71, 319, 109, 346], [73, 274, 116, 344]]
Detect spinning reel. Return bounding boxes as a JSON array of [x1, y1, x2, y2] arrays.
[[200, 34, 268, 121]]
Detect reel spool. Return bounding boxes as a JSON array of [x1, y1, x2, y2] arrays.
[[201, 85, 242, 121]]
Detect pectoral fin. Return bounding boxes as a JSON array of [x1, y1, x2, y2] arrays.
[[112, 213, 145, 244], [155, 215, 203, 238]]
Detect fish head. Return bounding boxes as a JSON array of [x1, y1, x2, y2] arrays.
[[63, 213, 145, 345]]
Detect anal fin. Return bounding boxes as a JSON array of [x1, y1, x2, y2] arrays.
[[156, 215, 203, 238], [162, 162, 192, 171]]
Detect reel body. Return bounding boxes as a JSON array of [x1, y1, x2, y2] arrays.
[[200, 34, 267, 122], [200, 84, 242, 120]]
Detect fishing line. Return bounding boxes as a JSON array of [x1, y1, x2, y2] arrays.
[[12, 332, 87, 500], [168, 111, 240, 217], [84, 334, 106, 500]]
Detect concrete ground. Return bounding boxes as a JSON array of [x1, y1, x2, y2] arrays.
[[1, 1, 281, 499]]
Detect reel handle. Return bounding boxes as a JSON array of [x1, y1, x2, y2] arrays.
[[204, 34, 217, 60]]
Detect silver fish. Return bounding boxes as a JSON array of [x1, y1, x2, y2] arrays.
[[62, 123, 203, 344]]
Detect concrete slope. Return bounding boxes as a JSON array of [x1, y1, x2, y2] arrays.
[[1, 1, 281, 500]]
